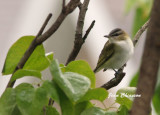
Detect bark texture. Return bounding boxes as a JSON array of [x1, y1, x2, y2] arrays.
[[130, 0, 160, 114]]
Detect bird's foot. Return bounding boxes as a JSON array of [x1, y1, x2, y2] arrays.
[[113, 69, 120, 76]]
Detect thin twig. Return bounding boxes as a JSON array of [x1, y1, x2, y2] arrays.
[[133, 19, 150, 46], [36, 13, 52, 37], [37, 0, 80, 44], [48, 98, 54, 106], [6, 0, 80, 88], [62, 0, 66, 13], [66, 0, 92, 65], [43, 106, 46, 115], [101, 20, 150, 90], [83, 20, 95, 41]]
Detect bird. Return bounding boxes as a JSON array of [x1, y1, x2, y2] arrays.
[[94, 28, 134, 73]]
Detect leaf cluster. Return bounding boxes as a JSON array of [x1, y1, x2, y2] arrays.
[[0, 36, 137, 115]]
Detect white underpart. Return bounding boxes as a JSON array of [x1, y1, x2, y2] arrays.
[[103, 38, 134, 70]]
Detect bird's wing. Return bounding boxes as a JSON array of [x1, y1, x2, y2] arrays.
[[94, 41, 115, 72]]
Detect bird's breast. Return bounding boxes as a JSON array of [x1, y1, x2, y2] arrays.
[[105, 39, 134, 69]]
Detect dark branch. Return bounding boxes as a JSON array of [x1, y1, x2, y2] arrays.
[[101, 20, 150, 90], [62, 0, 66, 13], [101, 65, 126, 90], [78, 2, 83, 10], [83, 20, 95, 41], [66, 0, 93, 65], [37, 0, 80, 44], [36, 13, 52, 37], [6, 0, 80, 88]]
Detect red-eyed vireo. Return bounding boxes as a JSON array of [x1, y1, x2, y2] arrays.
[[94, 28, 134, 73]]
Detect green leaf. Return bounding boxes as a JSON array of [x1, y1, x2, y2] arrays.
[[23, 45, 49, 71], [129, 72, 139, 87], [2, 36, 50, 75], [0, 88, 16, 115], [46, 52, 54, 62], [105, 111, 118, 115], [65, 60, 95, 88], [50, 60, 90, 102], [75, 101, 93, 115], [41, 80, 60, 103], [11, 106, 22, 115], [34, 87, 49, 109], [78, 88, 108, 103], [152, 73, 160, 115], [153, 86, 160, 115], [116, 87, 137, 109], [125, 0, 137, 13], [11, 69, 41, 82], [117, 105, 128, 115], [105, 111, 117, 115], [45, 106, 60, 115], [60, 64, 66, 73], [132, 7, 149, 37], [64, 72, 91, 102], [125, 0, 152, 37], [15, 83, 35, 115], [15, 83, 48, 115], [81, 107, 106, 115], [57, 86, 74, 115]]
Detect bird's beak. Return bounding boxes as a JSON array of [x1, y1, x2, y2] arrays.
[[104, 35, 109, 38]]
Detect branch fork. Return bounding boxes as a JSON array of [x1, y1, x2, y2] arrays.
[[6, 0, 81, 88]]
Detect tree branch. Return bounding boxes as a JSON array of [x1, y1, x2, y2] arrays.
[[6, 0, 80, 88], [130, 0, 160, 114], [7, 14, 52, 88], [133, 19, 150, 46], [36, 14, 52, 37], [101, 20, 150, 90], [78, 2, 83, 10], [83, 20, 95, 41], [66, 0, 94, 65], [101, 64, 126, 89], [36, 0, 80, 44], [62, 0, 66, 13]]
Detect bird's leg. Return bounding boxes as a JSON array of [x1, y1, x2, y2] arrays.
[[112, 69, 120, 76], [112, 69, 117, 72], [113, 64, 126, 77]]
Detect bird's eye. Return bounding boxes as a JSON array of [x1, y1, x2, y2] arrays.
[[112, 33, 119, 37]]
